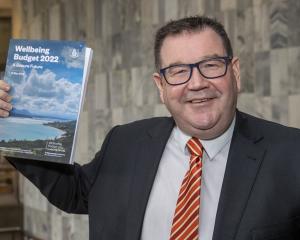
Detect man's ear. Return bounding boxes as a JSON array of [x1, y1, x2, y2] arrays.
[[153, 72, 165, 104], [231, 57, 241, 92]]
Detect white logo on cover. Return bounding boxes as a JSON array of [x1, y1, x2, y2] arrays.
[[71, 49, 79, 58]]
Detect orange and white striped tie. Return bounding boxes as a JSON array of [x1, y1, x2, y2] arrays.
[[170, 137, 203, 240]]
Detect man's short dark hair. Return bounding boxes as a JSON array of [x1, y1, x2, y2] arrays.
[[154, 16, 233, 70]]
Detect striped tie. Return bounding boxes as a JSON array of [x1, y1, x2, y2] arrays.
[[170, 137, 203, 240]]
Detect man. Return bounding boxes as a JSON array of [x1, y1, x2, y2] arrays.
[[0, 16, 300, 240]]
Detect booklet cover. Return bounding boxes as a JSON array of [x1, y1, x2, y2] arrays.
[[0, 39, 93, 164]]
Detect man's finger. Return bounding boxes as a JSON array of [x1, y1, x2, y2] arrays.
[[0, 80, 10, 91], [0, 100, 12, 111], [0, 109, 10, 117], [0, 90, 12, 102]]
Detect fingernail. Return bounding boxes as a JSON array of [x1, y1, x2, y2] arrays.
[[7, 96, 12, 102], [8, 104, 13, 111]]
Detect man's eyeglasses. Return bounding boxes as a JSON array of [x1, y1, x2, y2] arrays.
[[159, 56, 233, 86]]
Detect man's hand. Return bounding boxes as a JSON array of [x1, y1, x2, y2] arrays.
[[0, 80, 12, 117]]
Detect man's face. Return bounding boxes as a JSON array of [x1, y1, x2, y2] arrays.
[[153, 29, 241, 139]]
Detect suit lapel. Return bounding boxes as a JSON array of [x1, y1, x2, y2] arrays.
[[213, 112, 267, 240], [125, 118, 175, 240]]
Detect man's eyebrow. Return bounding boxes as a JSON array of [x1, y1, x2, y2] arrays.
[[163, 61, 187, 68], [200, 53, 225, 60], [162, 54, 226, 68]]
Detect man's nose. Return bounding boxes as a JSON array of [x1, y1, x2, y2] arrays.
[[187, 66, 209, 89]]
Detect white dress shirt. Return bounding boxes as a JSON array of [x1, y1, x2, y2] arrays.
[[141, 118, 235, 240]]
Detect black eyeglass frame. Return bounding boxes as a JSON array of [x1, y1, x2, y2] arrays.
[[159, 56, 233, 86]]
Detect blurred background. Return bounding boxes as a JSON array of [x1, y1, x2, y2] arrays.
[[0, 0, 299, 239]]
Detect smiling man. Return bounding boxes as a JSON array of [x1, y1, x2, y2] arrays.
[[1, 16, 300, 240], [153, 23, 240, 140]]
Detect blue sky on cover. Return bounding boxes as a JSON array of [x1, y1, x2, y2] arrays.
[[5, 39, 87, 120]]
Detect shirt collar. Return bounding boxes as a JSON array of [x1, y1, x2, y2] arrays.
[[173, 115, 236, 160]]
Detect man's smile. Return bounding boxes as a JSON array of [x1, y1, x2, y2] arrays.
[[189, 98, 215, 103]]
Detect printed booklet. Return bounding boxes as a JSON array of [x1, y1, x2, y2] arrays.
[[0, 39, 93, 164]]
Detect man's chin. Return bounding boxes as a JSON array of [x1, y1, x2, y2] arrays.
[[176, 119, 217, 137], [190, 117, 216, 130]]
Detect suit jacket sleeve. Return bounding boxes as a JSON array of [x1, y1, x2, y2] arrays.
[[7, 126, 118, 214]]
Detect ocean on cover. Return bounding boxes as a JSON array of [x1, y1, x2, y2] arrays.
[[0, 39, 91, 164]]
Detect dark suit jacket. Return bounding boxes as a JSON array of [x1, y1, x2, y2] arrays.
[[9, 111, 300, 240]]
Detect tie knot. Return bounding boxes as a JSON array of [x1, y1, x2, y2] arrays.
[[187, 137, 203, 157]]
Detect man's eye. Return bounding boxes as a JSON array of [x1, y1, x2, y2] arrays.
[[202, 60, 224, 69], [169, 67, 189, 76], [203, 63, 219, 68], [175, 69, 189, 74]]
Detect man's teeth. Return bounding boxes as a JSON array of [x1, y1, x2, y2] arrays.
[[191, 98, 210, 103]]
